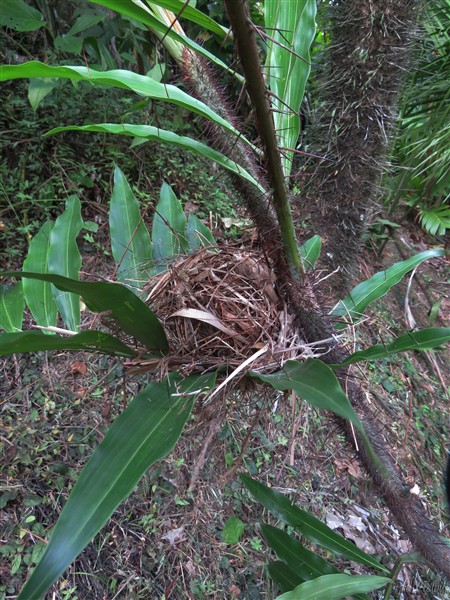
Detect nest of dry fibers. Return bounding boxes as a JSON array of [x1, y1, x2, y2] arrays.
[[129, 246, 305, 378]]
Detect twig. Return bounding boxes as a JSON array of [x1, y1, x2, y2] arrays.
[[188, 415, 224, 492]]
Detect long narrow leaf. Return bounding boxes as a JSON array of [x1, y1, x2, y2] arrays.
[[48, 196, 83, 331], [89, 0, 233, 73], [46, 124, 265, 193], [419, 205, 450, 236], [186, 213, 216, 252], [109, 166, 152, 290], [0, 62, 251, 147], [276, 574, 390, 600], [263, 526, 370, 600], [331, 249, 445, 328], [268, 561, 303, 594], [331, 327, 450, 368], [152, 182, 188, 271], [262, 524, 338, 580], [18, 371, 217, 600], [241, 475, 388, 573], [0, 330, 137, 358], [265, 1, 317, 177], [251, 358, 363, 431], [138, 0, 227, 38], [299, 235, 321, 270], [22, 221, 57, 329], [0, 283, 24, 332], [1, 272, 168, 353]]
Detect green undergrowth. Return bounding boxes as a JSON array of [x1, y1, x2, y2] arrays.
[[0, 351, 323, 598], [1, 48, 448, 600], [0, 78, 237, 270], [2, 329, 448, 598], [359, 273, 449, 520]]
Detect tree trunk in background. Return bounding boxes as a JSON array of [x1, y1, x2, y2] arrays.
[[300, 0, 419, 295]]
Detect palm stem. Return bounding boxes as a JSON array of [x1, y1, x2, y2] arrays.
[[224, 0, 305, 280]]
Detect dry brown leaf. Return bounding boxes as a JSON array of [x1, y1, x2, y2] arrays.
[[70, 361, 87, 375], [169, 308, 239, 337], [347, 460, 361, 478], [161, 526, 185, 545]]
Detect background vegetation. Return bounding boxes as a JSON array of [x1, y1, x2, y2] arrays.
[[1, 1, 449, 598]]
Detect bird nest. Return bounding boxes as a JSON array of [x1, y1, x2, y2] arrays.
[[125, 245, 311, 378]]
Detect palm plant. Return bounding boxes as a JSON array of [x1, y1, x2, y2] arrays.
[[385, 0, 450, 235], [1, 1, 449, 598]]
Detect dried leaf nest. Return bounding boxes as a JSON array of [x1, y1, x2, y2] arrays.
[[133, 245, 308, 377]]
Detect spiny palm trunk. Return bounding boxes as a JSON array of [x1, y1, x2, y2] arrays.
[[302, 0, 420, 295]]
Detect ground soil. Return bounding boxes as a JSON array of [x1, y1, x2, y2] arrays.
[[1, 201, 449, 599]]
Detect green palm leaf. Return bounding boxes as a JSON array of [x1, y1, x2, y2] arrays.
[[89, 0, 232, 72], [276, 574, 390, 600], [0, 283, 24, 332], [331, 328, 450, 368], [0, 62, 251, 148], [331, 249, 445, 327], [0, 330, 137, 358], [22, 221, 58, 329], [152, 182, 189, 272], [46, 124, 265, 193], [2, 272, 168, 353], [18, 371, 216, 600], [242, 476, 388, 572], [48, 196, 83, 331], [265, 0, 317, 177], [109, 166, 152, 290]]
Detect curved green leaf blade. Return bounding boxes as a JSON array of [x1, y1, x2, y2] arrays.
[[48, 196, 83, 331], [0, 0, 45, 31], [331, 249, 445, 328], [0, 330, 137, 358], [135, 0, 227, 39], [66, 12, 106, 35], [110, 166, 152, 290], [28, 78, 58, 111], [221, 515, 245, 544], [251, 358, 363, 431], [0, 283, 24, 332], [299, 235, 322, 271], [152, 183, 188, 272], [241, 475, 388, 573], [0, 62, 250, 147], [186, 213, 216, 252], [46, 124, 265, 192], [265, 1, 317, 177], [262, 524, 337, 580], [268, 561, 303, 595], [89, 0, 232, 72], [2, 272, 168, 353], [276, 574, 390, 600], [264, 526, 369, 599], [331, 327, 450, 368], [22, 221, 57, 329], [429, 297, 443, 325], [18, 371, 216, 600]]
